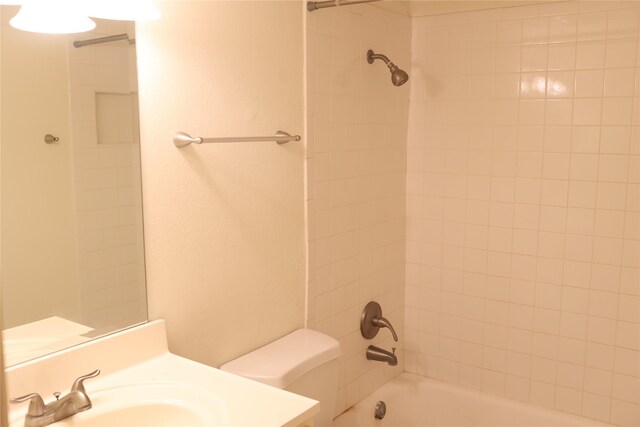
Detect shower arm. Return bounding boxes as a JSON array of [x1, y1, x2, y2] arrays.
[[367, 50, 398, 70], [367, 52, 391, 65]]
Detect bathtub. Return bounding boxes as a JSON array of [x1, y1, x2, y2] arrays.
[[332, 373, 613, 427]]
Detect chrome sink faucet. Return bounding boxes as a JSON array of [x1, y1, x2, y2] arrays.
[[10, 369, 100, 427]]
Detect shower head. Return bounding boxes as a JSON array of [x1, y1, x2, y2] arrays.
[[389, 64, 409, 87], [367, 49, 409, 87]]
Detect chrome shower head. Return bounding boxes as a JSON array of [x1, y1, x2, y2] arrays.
[[367, 49, 409, 87], [389, 64, 409, 86]]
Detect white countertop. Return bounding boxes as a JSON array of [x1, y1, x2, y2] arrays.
[[6, 320, 319, 427], [2, 317, 93, 366]]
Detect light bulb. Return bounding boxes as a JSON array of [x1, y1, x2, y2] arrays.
[[10, 0, 95, 34], [84, 0, 160, 21]]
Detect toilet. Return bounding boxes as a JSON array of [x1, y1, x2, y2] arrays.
[[221, 329, 341, 427]]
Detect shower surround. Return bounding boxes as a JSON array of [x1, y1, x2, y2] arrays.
[[405, 2, 639, 426], [307, 0, 639, 425], [305, 3, 411, 416]]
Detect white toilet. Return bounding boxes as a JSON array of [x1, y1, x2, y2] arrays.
[[221, 329, 341, 427]]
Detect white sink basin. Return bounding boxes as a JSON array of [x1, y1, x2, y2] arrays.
[[10, 383, 228, 427], [74, 404, 203, 427], [53, 383, 227, 427]]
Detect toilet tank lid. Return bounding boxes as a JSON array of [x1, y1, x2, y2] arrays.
[[220, 329, 341, 389]]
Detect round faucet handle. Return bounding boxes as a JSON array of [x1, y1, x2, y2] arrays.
[[361, 302, 399, 342], [54, 392, 61, 400]]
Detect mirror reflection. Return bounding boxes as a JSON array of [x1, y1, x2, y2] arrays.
[[1, 6, 147, 366]]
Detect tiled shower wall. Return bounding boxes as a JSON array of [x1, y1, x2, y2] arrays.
[[305, 4, 410, 416], [405, 1, 639, 425]]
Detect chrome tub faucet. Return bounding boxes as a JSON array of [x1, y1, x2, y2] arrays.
[[10, 369, 100, 427], [361, 301, 400, 366], [366, 345, 398, 366]]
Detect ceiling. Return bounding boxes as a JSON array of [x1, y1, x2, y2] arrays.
[[371, 0, 562, 17]]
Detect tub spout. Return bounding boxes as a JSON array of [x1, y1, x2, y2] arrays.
[[366, 345, 397, 366]]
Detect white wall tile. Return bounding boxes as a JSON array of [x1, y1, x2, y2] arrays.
[[408, 2, 639, 425], [307, 3, 409, 416]]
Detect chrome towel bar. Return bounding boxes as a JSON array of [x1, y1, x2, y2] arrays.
[[73, 33, 133, 48], [307, 0, 379, 12], [173, 131, 301, 148]]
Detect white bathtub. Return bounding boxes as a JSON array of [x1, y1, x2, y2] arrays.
[[332, 373, 613, 427]]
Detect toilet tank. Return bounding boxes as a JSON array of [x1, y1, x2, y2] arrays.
[[221, 329, 341, 427]]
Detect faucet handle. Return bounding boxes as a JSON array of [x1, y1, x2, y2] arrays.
[[373, 316, 399, 342], [361, 301, 400, 342], [10, 393, 46, 416], [71, 369, 101, 394]]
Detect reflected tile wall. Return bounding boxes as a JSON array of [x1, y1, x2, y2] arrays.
[[67, 20, 147, 331], [305, 3, 410, 416], [407, 1, 639, 426]]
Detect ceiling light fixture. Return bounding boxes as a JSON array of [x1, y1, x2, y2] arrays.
[[10, 0, 95, 34]]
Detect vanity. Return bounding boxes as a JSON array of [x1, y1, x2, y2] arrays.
[[5, 320, 318, 426], [1, 4, 316, 426]]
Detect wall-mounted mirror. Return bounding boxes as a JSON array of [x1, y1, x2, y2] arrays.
[[0, 6, 147, 366]]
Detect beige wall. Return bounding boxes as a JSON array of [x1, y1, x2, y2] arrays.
[[137, 1, 305, 367], [0, 12, 5, 425], [406, 1, 639, 426], [0, 315, 5, 427], [0, 7, 80, 328], [305, 3, 410, 416], [0, 331, 5, 427]]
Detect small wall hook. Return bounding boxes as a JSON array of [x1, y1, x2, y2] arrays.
[[44, 134, 60, 144]]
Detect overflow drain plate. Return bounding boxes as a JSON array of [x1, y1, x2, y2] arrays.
[[374, 401, 386, 420]]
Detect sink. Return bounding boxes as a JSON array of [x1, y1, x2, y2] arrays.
[[10, 383, 229, 427], [49, 383, 228, 427], [6, 320, 319, 427], [73, 404, 203, 427]]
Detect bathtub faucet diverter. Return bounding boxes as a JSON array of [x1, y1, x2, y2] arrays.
[[366, 345, 397, 366], [360, 301, 398, 342]]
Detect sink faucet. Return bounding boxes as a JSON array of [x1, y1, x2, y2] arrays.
[[366, 345, 398, 366], [10, 369, 100, 427]]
